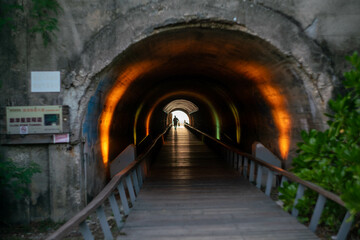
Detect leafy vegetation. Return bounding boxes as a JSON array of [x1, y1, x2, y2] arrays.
[[279, 52, 360, 233], [0, 0, 62, 46], [0, 157, 41, 200], [29, 0, 62, 46]]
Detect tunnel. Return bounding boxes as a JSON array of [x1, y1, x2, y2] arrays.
[[81, 25, 326, 198]]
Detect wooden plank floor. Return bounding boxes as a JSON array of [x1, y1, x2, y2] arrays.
[[119, 127, 318, 240]]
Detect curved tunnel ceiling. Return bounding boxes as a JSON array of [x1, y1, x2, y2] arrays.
[[98, 26, 313, 165], [163, 99, 199, 114]]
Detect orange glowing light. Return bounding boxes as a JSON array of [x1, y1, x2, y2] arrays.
[[99, 60, 160, 165], [232, 63, 291, 159]]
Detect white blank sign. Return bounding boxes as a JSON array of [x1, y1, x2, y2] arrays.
[[31, 71, 60, 92]]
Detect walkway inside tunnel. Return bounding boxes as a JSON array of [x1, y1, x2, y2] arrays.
[[119, 127, 318, 239]]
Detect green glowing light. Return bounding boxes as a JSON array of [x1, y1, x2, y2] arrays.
[[207, 103, 221, 140]]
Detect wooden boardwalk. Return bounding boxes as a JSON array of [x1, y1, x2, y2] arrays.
[[119, 127, 318, 240]]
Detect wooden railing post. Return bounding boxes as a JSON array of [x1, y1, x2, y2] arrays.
[[79, 221, 94, 240], [238, 155, 243, 173], [137, 165, 144, 188], [96, 205, 113, 240], [265, 170, 274, 196], [118, 181, 130, 215], [279, 176, 287, 196], [256, 165, 262, 189], [108, 193, 123, 229], [292, 184, 305, 217], [336, 211, 353, 240], [132, 170, 140, 195], [126, 175, 136, 204], [309, 194, 326, 232], [249, 160, 255, 182]]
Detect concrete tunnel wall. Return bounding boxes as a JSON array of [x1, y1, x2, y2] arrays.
[[1, 0, 360, 223]]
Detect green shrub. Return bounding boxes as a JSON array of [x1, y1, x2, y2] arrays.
[[279, 52, 360, 231], [29, 0, 62, 46], [0, 0, 62, 46], [0, 158, 41, 200]]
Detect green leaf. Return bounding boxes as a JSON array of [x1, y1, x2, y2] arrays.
[[0, 158, 41, 200], [280, 52, 360, 229]]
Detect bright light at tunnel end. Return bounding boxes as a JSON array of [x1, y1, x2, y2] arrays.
[[171, 110, 190, 124]]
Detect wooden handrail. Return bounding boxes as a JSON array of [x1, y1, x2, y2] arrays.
[[47, 125, 171, 240], [185, 124, 345, 207]]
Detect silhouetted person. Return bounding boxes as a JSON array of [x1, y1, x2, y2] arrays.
[[173, 116, 179, 130]]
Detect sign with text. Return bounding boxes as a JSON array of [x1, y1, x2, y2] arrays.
[[31, 71, 60, 92], [6, 106, 63, 134]]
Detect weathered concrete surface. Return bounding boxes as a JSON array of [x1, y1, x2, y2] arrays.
[[0, 0, 359, 223], [48, 144, 84, 222]]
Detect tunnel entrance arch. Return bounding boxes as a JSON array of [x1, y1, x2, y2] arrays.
[[77, 25, 334, 200], [87, 26, 330, 165], [60, 3, 336, 203]]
